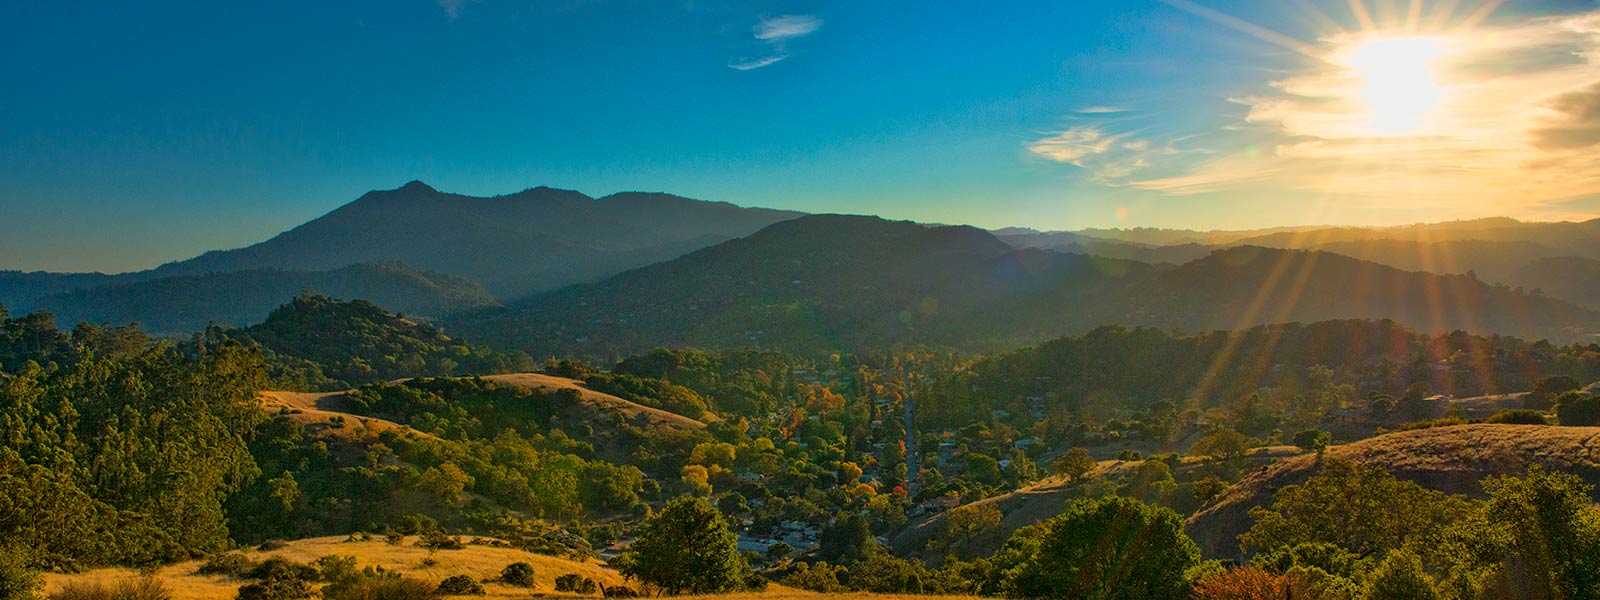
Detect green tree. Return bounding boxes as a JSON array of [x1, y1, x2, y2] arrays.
[[616, 497, 747, 595], [0, 544, 41, 600], [1003, 496, 1199, 600], [1471, 466, 1600, 597], [1363, 551, 1437, 600], [1050, 447, 1096, 480], [819, 513, 875, 564], [1242, 460, 1473, 557], [1189, 428, 1251, 461], [1526, 375, 1580, 410], [1555, 393, 1600, 426]]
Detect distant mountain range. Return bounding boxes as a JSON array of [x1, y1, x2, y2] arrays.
[[10, 183, 1600, 350], [33, 262, 498, 334], [447, 215, 1600, 357], [1, 181, 802, 328]]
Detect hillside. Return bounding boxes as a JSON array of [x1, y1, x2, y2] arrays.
[[448, 214, 1160, 357], [480, 372, 709, 431], [40, 535, 624, 600], [1185, 424, 1600, 558], [33, 262, 498, 333], [145, 182, 803, 299], [210, 293, 534, 390]]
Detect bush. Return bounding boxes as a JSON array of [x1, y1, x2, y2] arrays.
[[553, 574, 596, 594], [433, 576, 484, 596], [499, 563, 535, 588], [1486, 409, 1547, 425], [245, 558, 319, 583], [313, 556, 360, 586], [256, 541, 289, 552], [416, 531, 463, 551], [322, 578, 437, 600], [49, 578, 170, 600], [601, 586, 639, 598], [198, 554, 258, 577]]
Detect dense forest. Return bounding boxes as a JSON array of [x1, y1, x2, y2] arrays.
[[5, 296, 1600, 600]]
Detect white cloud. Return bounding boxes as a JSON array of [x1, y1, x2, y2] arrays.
[[729, 55, 787, 71], [754, 15, 821, 41], [1028, 126, 1178, 183], [730, 14, 821, 70]]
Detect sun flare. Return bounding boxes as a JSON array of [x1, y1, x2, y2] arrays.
[[1340, 36, 1449, 134]]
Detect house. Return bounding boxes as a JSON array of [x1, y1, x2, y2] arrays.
[[1014, 438, 1041, 448]]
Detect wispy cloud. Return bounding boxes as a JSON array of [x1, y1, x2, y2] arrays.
[[729, 14, 822, 71], [436, 0, 477, 21], [754, 15, 821, 41], [1077, 105, 1128, 114], [728, 55, 786, 71], [1028, 126, 1186, 183]]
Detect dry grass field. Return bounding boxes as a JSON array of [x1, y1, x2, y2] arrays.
[[39, 536, 973, 600], [41, 536, 624, 600]]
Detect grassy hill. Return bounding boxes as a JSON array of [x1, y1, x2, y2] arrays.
[[1185, 423, 1600, 558], [34, 262, 498, 333], [40, 535, 625, 600]]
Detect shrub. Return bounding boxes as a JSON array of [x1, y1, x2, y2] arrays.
[[245, 558, 319, 583], [199, 554, 257, 577], [433, 576, 484, 596], [601, 585, 639, 598], [314, 556, 360, 585], [416, 531, 463, 551], [553, 574, 596, 594], [1486, 409, 1547, 425], [256, 541, 289, 552], [322, 578, 437, 600], [49, 578, 170, 600], [499, 563, 535, 588], [237, 576, 314, 600]]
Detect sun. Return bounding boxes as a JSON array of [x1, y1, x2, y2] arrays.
[[1339, 36, 1448, 135]]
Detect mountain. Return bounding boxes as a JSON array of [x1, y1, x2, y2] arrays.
[[33, 262, 498, 333], [0, 271, 123, 313], [447, 218, 1600, 357], [142, 181, 803, 299], [1121, 246, 1599, 342], [447, 214, 1161, 356]]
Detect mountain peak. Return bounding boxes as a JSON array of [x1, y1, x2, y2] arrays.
[[398, 180, 437, 193]]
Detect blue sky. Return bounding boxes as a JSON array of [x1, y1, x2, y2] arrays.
[[4, 0, 1599, 272]]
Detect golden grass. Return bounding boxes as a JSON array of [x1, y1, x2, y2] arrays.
[[480, 373, 711, 428], [42, 536, 622, 600]]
